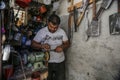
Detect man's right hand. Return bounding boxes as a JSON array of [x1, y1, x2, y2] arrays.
[[41, 43, 50, 51]]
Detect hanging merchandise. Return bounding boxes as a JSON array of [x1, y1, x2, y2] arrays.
[[0, 0, 6, 9], [73, 6, 78, 32], [15, 0, 31, 8], [83, 9, 89, 41], [9, 0, 15, 8], [68, 0, 74, 45], [85, 0, 96, 41], [2, 45, 11, 61], [13, 31, 22, 46], [15, 11, 25, 27], [14, 32, 22, 41], [109, 0, 120, 35], [76, 0, 89, 27], [36, 16, 42, 22], [8, 8, 15, 42], [25, 39, 31, 46], [87, 0, 113, 37], [39, 5, 47, 14], [3, 65, 13, 80], [1, 10, 6, 45], [52, 1, 60, 11], [21, 35, 27, 45], [43, 0, 51, 5], [1, 1, 49, 79], [2, 35, 6, 44]]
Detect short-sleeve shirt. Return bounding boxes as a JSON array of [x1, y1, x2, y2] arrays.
[[33, 26, 68, 63]]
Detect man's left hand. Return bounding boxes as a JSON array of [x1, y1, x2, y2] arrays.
[[54, 45, 63, 53]]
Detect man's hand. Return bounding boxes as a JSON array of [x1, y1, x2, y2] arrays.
[[41, 43, 50, 51], [54, 45, 63, 53], [54, 40, 70, 53]]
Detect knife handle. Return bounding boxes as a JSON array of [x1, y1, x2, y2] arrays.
[[118, 0, 120, 13], [92, 0, 96, 19]]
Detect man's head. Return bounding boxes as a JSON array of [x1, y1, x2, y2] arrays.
[[48, 14, 60, 33]]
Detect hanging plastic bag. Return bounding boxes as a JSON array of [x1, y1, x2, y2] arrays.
[[52, 1, 60, 11], [15, 0, 31, 8], [39, 5, 47, 14], [43, 0, 51, 5], [2, 45, 11, 61]]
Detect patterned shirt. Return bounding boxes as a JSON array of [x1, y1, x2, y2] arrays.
[[33, 26, 68, 63]]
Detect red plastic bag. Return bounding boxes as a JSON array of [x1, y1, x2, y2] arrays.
[[15, 0, 31, 8]]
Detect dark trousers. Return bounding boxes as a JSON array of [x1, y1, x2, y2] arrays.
[[47, 61, 65, 80]]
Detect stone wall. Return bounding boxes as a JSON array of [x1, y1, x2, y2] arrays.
[[58, 0, 120, 80]]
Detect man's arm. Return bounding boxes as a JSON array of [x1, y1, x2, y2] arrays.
[[31, 40, 42, 50], [55, 40, 70, 52], [31, 40, 50, 51], [62, 40, 70, 50]]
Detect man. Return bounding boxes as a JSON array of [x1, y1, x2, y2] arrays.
[[31, 14, 69, 80]]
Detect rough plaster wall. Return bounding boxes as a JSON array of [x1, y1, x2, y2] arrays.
[[58, 0, 120, 80]]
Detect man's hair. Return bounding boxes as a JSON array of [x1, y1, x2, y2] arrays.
[[48, 14, 60, 25]]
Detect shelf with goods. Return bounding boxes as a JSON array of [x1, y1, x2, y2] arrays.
[[1, 3, 49, 80]]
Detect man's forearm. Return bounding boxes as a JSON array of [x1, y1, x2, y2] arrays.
[[31, 40, 42, 50], [62, 40, 70, 50], [31, 40, 50, 51]]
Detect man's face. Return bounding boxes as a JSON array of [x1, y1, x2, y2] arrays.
[[48, 22, 59, 33]]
